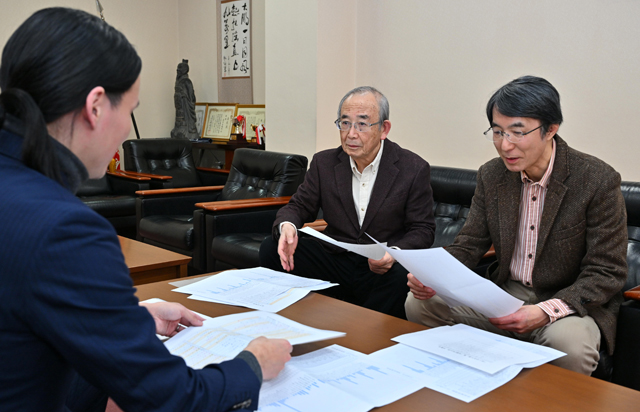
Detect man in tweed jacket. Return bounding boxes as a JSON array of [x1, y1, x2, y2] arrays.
[[260, 86, 436, 319], [405, 76, 627, 375]]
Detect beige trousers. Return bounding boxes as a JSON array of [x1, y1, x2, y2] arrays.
[[405, 279, 601, 375]]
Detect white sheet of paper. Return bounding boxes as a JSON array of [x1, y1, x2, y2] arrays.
[[165, 311, 346, 370], [169, 276, 211, 288], [393, 326, 548, 374], [369, 344, 522, 403], [164, 327, 253, 369], [448, 324, 566, 368], [258, 366, 373, 412], [367, 236, 523, 318], [201, 311, 345, 345], [172, 268, 318, 312], [185, 284, 310, 313], [288, 345, 423, 408], [299, 227, 387, 260]]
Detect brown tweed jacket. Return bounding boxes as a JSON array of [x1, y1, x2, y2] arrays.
[[273, 139, 436, 250], [447, 136, 628, 354]]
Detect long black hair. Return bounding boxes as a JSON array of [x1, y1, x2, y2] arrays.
[[0, 7, 142, 180]]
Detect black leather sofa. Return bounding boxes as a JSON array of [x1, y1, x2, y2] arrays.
[[611, 181, 640, 390], [76, 172, 150, 238], [429, 166, 640, 388], [132, 144, 308, 273]]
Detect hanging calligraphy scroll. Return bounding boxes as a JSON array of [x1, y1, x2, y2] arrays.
[[221, 0, 251, 78]]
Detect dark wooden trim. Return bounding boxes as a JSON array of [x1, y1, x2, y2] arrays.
[[136, 186, 225, 196]]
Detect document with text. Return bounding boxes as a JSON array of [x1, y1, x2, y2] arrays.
[[369, 343, 522, 403], [172, 267, 336, 312], [367, 236, 523, 318], [299, 227, 387, 260], [393, 324, 565, 374], [258, 345, 423, 411], [165, 311, 346, 369]]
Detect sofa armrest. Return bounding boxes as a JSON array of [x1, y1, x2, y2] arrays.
[[302, 219, 327, 232], [136, 186, 225, 197], [196, 196, 291, 211], [117, 170, 173, 181], [624, 285, 640, 301], [483, 245, 496, 259], [106, 171, 151, 181], [196, 167, 230, 174]]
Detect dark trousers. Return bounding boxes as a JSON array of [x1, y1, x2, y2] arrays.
[[259, 236, 409, 319]]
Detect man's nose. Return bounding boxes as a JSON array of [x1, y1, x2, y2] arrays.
[[499, 136, 515, 151], [347, 123, 359, 138]]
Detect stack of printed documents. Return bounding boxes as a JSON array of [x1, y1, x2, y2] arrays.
[[385, 324, 566, 402], [301, 227, 523, 318], [256, 325, 566, 409], [165, 310, 346, 369], [258, 345, 424, 411], [171, 267, 337, 312]]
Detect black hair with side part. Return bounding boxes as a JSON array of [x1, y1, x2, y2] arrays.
[[0, 7, 142, 180], [486, 76, 563, 137]]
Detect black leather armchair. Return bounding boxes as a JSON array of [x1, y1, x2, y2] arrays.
[[196, 149, 308, 271], [76, 172, 150, 238], [430, 166, 477, 248], [123, 138, 229, 188], [134, 146, 307, 273], [611, 181, 640, 390]]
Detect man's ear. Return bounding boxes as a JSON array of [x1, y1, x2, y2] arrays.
[[545, 124, 560, 140], [82, 86, 107, 129], [380, 120, 391, 140]]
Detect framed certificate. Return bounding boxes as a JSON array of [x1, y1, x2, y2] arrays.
[[194, 103, 208, 138], [235, 104, 265, 141], [202, 103, 238, 140]]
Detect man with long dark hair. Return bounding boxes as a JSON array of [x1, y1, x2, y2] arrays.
[[0, 8, 290, 411]]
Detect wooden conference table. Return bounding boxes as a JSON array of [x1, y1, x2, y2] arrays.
[[119, 236, 191, 285], [135, 277, 640, 412]]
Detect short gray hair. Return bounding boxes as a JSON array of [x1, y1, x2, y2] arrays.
[[337, 86, 389, 128]]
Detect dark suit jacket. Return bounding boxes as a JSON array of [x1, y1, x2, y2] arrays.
[[274, 139, 436, 250], [0, 120, 260, 412], [447, 136, 628, 353]]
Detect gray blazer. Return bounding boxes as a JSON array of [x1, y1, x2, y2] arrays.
[[273, 139, 436, 250], [447, 136, 628, 353]]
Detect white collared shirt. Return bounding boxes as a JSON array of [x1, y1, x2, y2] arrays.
[[350, 140, 384, 227], [279, 140, 385, 234]]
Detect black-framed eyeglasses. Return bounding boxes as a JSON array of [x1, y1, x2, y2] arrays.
[[335, 119, 381, 132], [483, 125, 543, 144]]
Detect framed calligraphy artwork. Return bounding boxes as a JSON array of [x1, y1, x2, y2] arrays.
[[221, 0, 250, 78]]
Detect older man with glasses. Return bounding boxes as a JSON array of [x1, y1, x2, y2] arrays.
[[405, 76, 628, 376], [260, 86, 436, 319]]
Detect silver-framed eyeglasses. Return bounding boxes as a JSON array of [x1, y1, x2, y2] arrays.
[[483, 125, 543, 144], [335, 119, 381, 132]]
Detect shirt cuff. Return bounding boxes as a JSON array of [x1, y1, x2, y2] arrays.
[[279, 221, 297, 234], [536, 299, 576, 324], [235, 350, 262, 384]]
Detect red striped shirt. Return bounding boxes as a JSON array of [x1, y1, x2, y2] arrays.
[[509, 140, 575, 323]]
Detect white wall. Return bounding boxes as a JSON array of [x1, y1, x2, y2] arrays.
[[0, 0, 179, 142], [178, 0, 219, 104], [3, 1, 639, 180], [266, 0, 640, 181], [264, 0, 318, 159]]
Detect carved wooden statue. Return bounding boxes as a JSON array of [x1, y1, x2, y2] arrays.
[[170, 59, 199, 140]]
